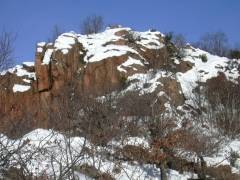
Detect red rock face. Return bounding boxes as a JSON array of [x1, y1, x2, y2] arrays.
[[0, 28, 188, 136], [0, 82, 40, 136], [81, 55, 129, 95], [36, 56, 52, 92]]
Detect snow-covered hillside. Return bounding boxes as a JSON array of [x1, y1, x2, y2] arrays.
[[0, 129, 199, 179], [1, 128, 240, 179], [1, 26, 240, 179]]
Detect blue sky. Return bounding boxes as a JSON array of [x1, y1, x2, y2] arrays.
[[0, 0, 239, 63]]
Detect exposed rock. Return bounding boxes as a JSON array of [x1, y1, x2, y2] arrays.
[[160, 77, 185, 107], [176, 60, 194, 73], [0, 27, 239, 136]]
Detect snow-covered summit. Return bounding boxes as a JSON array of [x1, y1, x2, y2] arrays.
[[53, 27, 165, 63], [1, 27, 240, 99]]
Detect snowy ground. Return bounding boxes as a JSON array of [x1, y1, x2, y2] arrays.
[[54, 27, 164, 64], [0, 129, 200, 179], [176, 47, 240, 106]]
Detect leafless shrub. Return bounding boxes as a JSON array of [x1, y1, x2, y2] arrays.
[[48, 25, 64, 42], [165, 32, 187, 59], [205, 76, 240, 138], [0, 131, 54, 179], [124, 31, 141, 44], [194, 32, 228, 57], [229, 149, 240, 167], [81, 15, 104, 35], [172, 33, 186, 49], [161, 32, 179, 71], [47, 80, 123, 146], [0, 31, 15, 71], [107, 24, 122, 29], [229, 49, 240, 59]]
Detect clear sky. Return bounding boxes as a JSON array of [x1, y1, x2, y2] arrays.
[[0, 0, 239, 63]]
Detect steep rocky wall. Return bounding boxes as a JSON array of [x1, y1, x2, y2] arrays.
[[0, 27, 197, 136]]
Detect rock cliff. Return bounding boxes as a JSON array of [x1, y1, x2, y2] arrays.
[[0, 27, 239, 136]]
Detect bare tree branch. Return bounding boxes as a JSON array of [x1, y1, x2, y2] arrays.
[[0, 31, 15, 71], [81, 15, 104, 35]]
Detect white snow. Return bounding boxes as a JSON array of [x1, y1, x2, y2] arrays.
[[117, 57, 144, 73], [0, 65, 36, 80], [0, 129, 195, 180], [176, 48, 240, 105], [54, 33, 76, 54], [136, 30, 164, 49], [38, 42, 46, 47], [0, 64, 35, 92], [13, 84, 31, 93], [84, 44, 138, 63], [42, 49, 54, 65], [158, 91, 166, 97], [8, 129, 88, 177], [37, 47, 43, 53], [61, 49, 69, 54], [123, 137, 150, 148], [78, 28, 138, 63], [23, 61, 34, 66], [23, 79, 31, 83], [125, 70, 173, 95], [52, 27, 165, 64], [203, 140, 240, 168]]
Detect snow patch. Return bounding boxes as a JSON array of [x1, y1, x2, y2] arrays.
[[13, 84, 31, 93], [123, 137, 150, 148], [136, 30, 164, 49], [39, 27, 165, 65], [38, 42, 46, 47], [42, 49, 54, 65], [78, 28, 138, 63], [0, 129, 195, 180], [54, 33, 76, 54], [0, 65, 36, 80], [37, 47, 43, 53], [23, 79, 31, 83], [117, 57, 144, 72], [23, 62, 34, 66], [125, 70, 172, 95]]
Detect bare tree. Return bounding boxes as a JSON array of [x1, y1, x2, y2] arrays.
[[229, 49, 240, 59], [172, 33, 186, 49], [172, 33, 187, 58], [48, 25, 64, 42], [194, 32, 228, 57], [0, 31, 15, 71], [205, 77, 240, 138], [81, 15, 104, 35], [0, 130, 54, 179]]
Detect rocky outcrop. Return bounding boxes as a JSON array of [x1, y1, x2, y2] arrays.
[[35, 50, 52, 91], [1, 27, 239, 136]]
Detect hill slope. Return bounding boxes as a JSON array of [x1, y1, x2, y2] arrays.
[[0, 27, 240, 179]]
